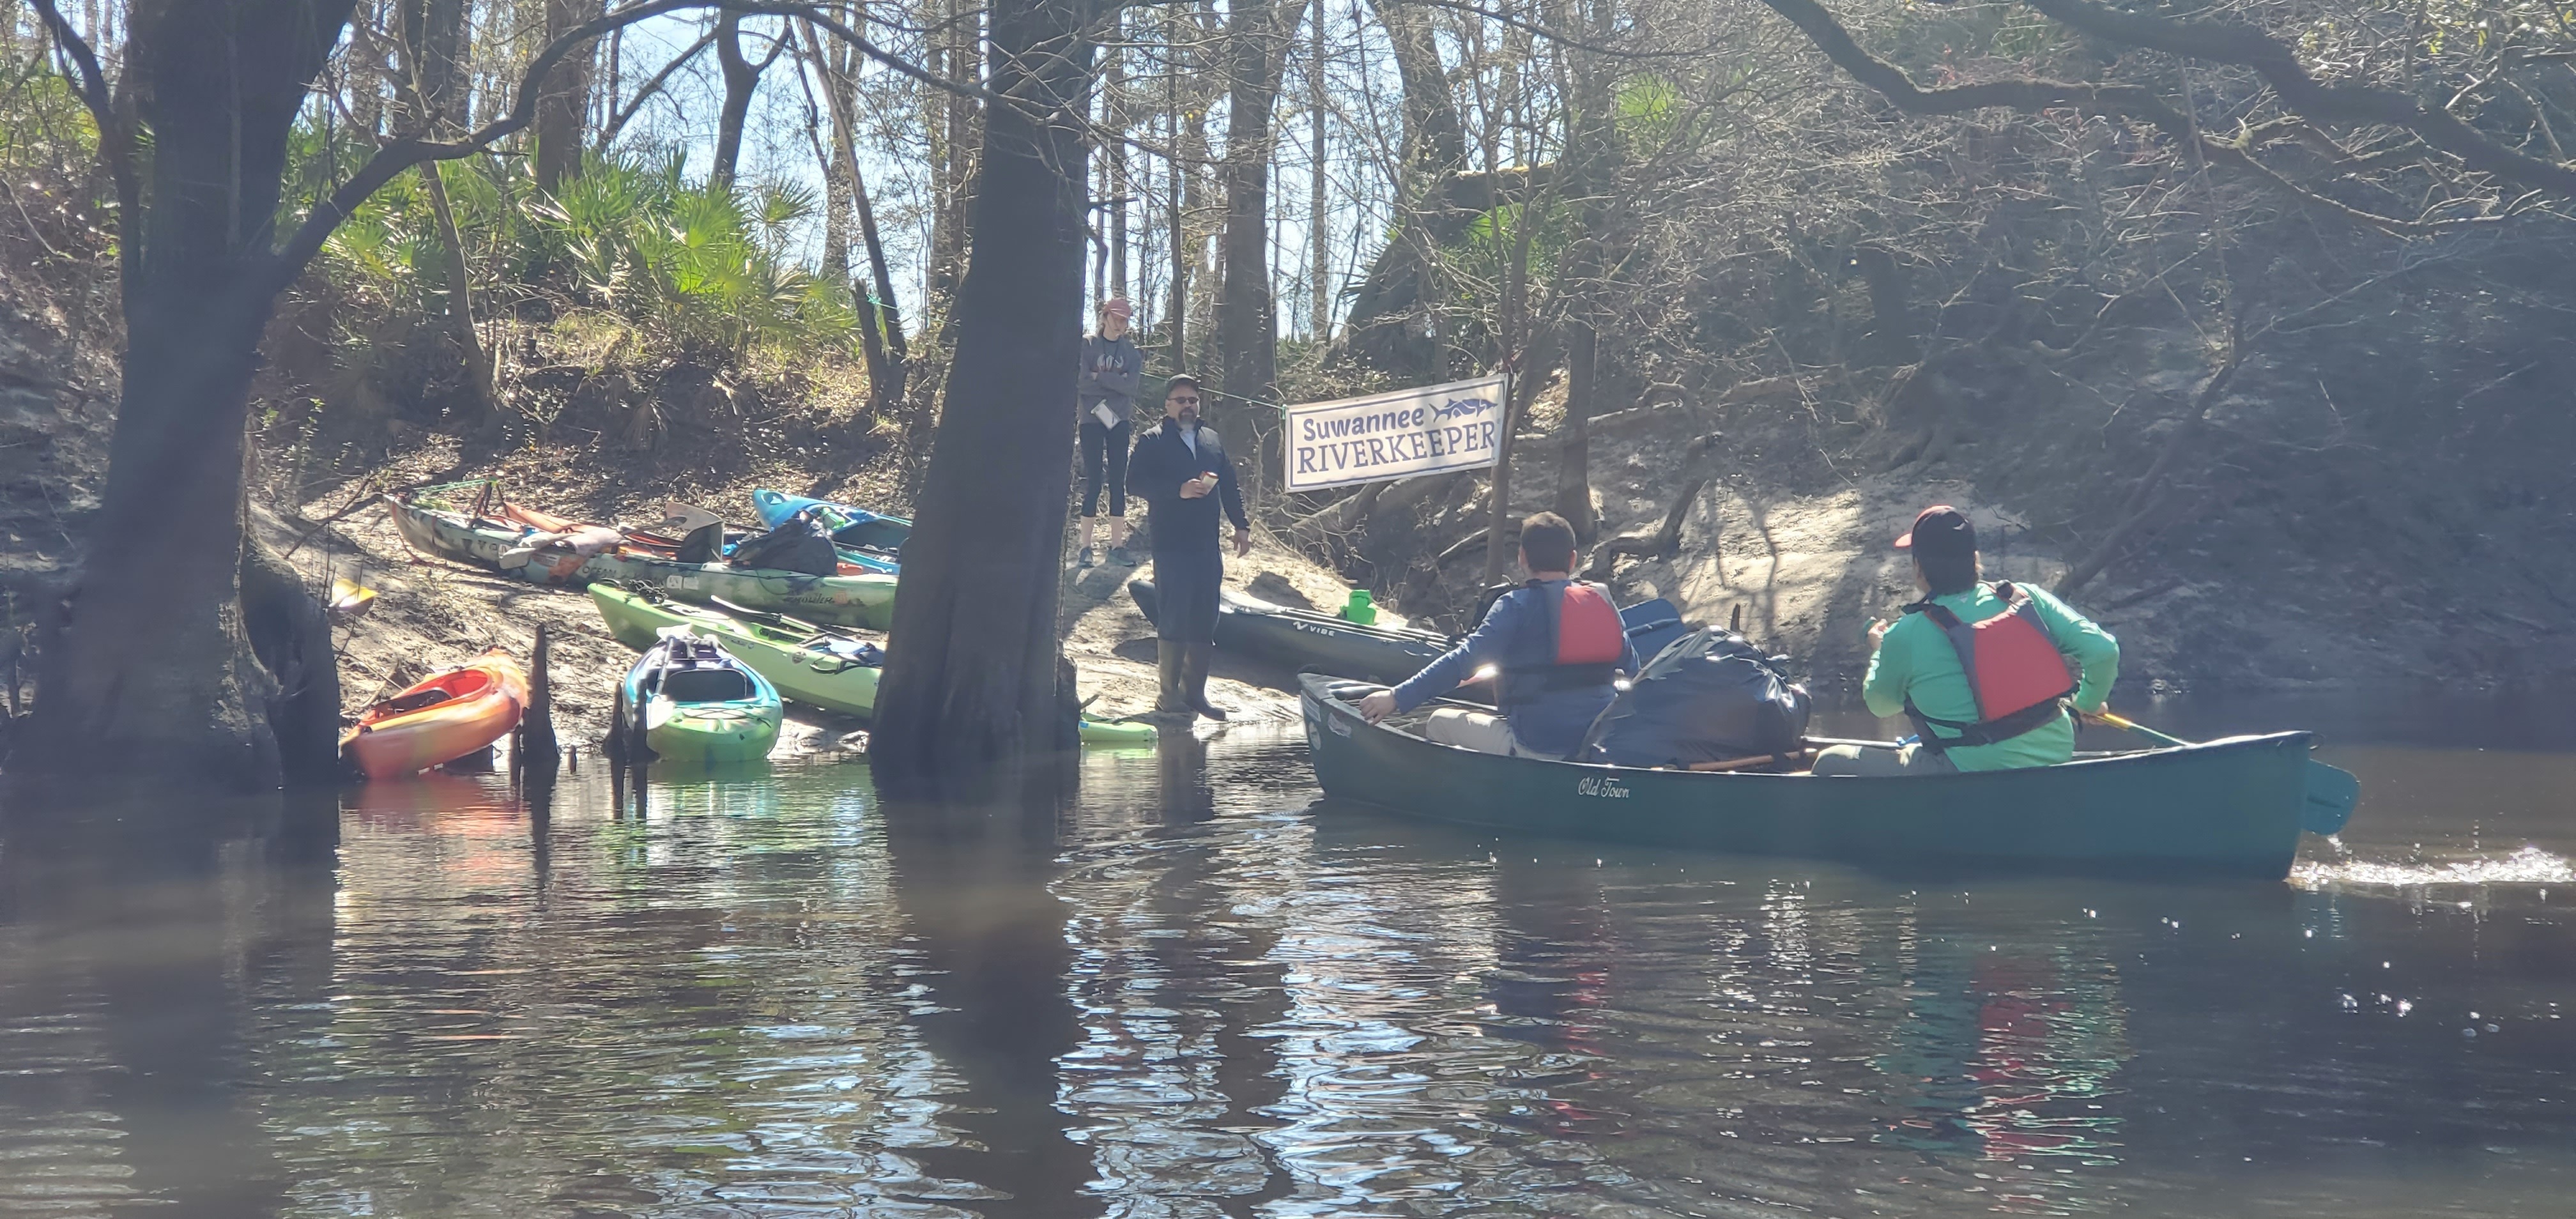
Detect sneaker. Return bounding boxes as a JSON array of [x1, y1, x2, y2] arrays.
[[1107, 545, 1135, 566], [1074, 546, 1095, 569]]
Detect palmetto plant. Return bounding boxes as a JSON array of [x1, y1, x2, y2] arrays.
[[316, 145, 857, 359]]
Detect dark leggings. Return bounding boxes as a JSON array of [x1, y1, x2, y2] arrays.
[[1080, 417, 1130, 518]]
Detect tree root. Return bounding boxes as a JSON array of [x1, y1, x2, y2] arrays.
[[241, 534, 342, 785], [1581, 475, 1712, 581]]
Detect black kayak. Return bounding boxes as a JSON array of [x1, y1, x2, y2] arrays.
[[1127, 579, 1688, 686], [1128, 578, 1451, 685]]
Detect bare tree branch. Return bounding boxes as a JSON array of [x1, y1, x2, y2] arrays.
[[1751, 0, 2472, 236], [26, 0, 111, 126], [29, 0, 138, 291], [595, 28, 717, 148], [273, 0, 725, 292], [2023, 0, 2576, 199]]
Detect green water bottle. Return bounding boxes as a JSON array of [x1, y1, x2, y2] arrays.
[[1343, 588, 1377, 625]]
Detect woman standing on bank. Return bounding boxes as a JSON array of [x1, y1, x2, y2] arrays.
[[1075, 298, 1144, 567]]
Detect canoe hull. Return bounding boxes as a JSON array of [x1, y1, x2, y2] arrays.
[[591, 586, 882, 719], [1298, 674, 2312, 878], [392, 496, 897, 629], [1128, 578, 1449, 685], [342, 651, 528, 780]]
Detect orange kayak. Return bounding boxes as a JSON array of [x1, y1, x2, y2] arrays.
[[342, 649, 530, 781]]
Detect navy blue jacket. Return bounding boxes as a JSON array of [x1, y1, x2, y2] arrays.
[[1390, 581, 1640, 757], [1126, 418, 1248, 560]]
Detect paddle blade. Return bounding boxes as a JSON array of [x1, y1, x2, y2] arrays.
[[328, 576, 378, 620], [2301, 761, 2361, 835]]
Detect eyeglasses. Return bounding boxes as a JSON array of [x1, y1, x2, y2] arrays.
[[1170, 396, 1200, 405]]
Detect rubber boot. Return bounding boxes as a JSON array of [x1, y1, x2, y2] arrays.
[[1155, 640, 1191, 718], [1183, 643, 1227, 721]]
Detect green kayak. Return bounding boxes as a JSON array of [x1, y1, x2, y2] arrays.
[[596, 586, 1158, 747], [1078, 716, 1159, 747], [1300, 673, 2331, 878], [593, 585, 882, 719], [615, 631, 782, 766]]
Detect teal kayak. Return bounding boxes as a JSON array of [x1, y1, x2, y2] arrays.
[[753, 489, 912, 558]]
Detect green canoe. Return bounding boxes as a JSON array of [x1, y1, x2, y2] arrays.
[[592, 585, 883, 719], [389, 491, 898, 629], [1298, 673, 2324, 878]]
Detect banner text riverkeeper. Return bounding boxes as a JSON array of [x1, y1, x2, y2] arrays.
[[1282, 374, 1506, 493]]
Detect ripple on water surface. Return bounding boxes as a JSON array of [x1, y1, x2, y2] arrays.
[[0, 723, 2570, 1218]]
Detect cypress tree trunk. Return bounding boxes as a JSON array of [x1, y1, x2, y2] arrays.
[[1549, 0, 1623, 544], [22, 0, 346, 790], [802, 16, 908, 418], [709, 10, 766, 190], [1307, 0, 1330, 343], [869, 0, 1096, 787], [1105, 22, 1128, 303], [1338, 0, 1466, 376], [532, 0, 602, 191], [400, 0, 470, 130], [926, 0, 980, 307], [1213, 0, 1312, 498], [1162, 2, 1192, 371]]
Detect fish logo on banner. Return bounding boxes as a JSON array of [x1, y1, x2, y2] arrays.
[[1284, 374, 1508, 493]]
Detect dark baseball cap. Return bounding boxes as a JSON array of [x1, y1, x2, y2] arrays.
[[1894, 505, 1975, 559]]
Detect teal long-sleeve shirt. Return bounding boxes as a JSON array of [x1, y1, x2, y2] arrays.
[[1862, 581, 2120, 771]]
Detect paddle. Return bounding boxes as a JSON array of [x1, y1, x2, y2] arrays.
[[709, 595, 842, 641], [1802, 735, 1905, 751], [2089, 710, 2360, 835]]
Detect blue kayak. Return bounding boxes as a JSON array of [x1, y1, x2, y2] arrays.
[[751, 491, 912, 568]]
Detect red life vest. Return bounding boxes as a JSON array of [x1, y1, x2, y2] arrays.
[[1499, 579, 1625, 705], [1902, 581, 2077, 752]]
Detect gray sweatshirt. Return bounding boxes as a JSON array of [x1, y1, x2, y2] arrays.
[[1077, 333, 1143, 425]]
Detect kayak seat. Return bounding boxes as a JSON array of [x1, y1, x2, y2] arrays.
[[664, 668, 758, 704], [377, 682, 468, 716]]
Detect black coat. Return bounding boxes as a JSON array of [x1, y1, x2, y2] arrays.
[[1126, 418, 1249, 643], [1126, 418, 1248, 560]]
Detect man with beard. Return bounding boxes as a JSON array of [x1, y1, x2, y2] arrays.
[[1127, 374, 1252, 720]]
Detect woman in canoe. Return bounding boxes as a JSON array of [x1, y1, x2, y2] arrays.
[[1816, 505, 2120, 776]]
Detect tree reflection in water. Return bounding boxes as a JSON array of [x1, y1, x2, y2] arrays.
[[0, 785, 335, 1219], [1, 728, 2573, 1218]]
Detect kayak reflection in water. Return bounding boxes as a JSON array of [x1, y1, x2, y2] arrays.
[[1357, 512, 1637, 759], [1814, 505, 2120, 777]]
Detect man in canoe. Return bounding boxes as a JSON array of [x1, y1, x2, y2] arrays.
[[1812, 505, 2120, 776], [1075, 297, 1144, 569], [1357, 512, 1638, 758], [1128, 374, 1252, 720]]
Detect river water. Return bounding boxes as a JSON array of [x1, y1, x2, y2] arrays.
[[1, 700, 2571, 1218]]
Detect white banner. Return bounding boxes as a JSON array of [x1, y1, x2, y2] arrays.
[[1283, 374, 1508, 493]]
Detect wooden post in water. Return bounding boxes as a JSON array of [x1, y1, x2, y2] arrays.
[[516, 624, 562, 779]]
